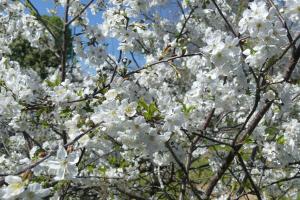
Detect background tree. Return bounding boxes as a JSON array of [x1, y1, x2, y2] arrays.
[[7, 15, 73, 79]]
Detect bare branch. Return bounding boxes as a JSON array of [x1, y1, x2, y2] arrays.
[[125, 52, 203, 77], [0, 154, 52, 177], [204, 100, 273, 199], [284, 43, 300, 82], [23, 0, 60, 48], [266, 0, 295, 49], [67, 0, 96, 26], [211, 0, 238, 38], [61, 0, 70, 82], [237, 153, 262, 200]]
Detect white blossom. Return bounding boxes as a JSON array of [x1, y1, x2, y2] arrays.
[[46, 146, 79, 180]]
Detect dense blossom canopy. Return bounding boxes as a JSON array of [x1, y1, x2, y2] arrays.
[[0, 0, 300, 199]]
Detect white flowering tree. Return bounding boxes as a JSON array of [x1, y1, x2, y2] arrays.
[[0, 0, 300, 199]]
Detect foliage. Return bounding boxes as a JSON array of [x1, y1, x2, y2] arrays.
[[7, 15, 73, 79]]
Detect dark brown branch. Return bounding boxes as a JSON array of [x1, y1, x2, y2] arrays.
[[176, 5, 198, 41], [236, 145, 258, 197], [237, 153, 262, 200], [64, 123, 101, 147], [115, 186, 147, 200], [165, 142, 203, 199], [192, 133, 232, 147], [262, 33, 300, 74], [76, 147, 86, 167], [177, 0, 187, 20], [130, 51, 141, 68], [117, 50, 123, 63], [0, 123, 100, 177], [179, 108, 215, 199], [284, 43, 300, 82], [125, 52, 203, 77], [136, 39, 151, 54], [211, 0, 238, 38], [105, 56, 119, 87], [278, 33, 300, 62], [62, 130, 68, 145], [165, 142, 187, 177], [61, 0, 70, 82], [0, 153, 52, 176], [24, 0, 60, 48], [22, 131, 33, 151], [204, 101, 273, 199], [67, 0, 96, 26], [266, 0, 294, 49], [263, 174, 300, 188], [65, 52, 203, 104], [233, 68, 261, 144], [22, 131, 43, 149]]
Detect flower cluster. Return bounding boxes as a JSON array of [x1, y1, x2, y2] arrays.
[[0, 0, 300, 199]]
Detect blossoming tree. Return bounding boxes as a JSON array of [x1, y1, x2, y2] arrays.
[[0, 0, 300, 199]]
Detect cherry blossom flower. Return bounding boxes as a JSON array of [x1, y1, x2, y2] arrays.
[[47, 146, 79, 180], [1, 176, 25, 199]]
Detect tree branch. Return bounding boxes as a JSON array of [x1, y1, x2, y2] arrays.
[[67, 0, 96, 26], [203, 100, 273, 199], [61, 0, 70, 82], [237, 153, 262, 200], [266, 0, 294, 50], [125, 52, 203, 77], [24, 0, 60, 48], [284, 43, 300, 82]]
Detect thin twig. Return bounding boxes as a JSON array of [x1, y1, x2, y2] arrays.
[[0, 124, 101, 177], [266, 0, 294, 49], [125, 52, 203, 77], [23, 0, 60, 49], [211, 0, 238, 38], [284, 43, 300, 81], [67, 0, 96, 26], [64, 123, 101, 147], [130, 51, 141, 69], [237, 153, 262, 200], [0, 154, 52, 176], [204, 101, 273, 199], [179, 108, 215, 200]]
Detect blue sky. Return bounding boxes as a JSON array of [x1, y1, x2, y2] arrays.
[[31, 1, 181, 73], [33, 0, 141, 73]]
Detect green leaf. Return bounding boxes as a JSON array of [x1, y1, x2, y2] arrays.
[[60, 106, 72, 118], [138, 97, 148, 110], [244, 136, 253, 144], [184, 0, 190, 5], [276, 135, 285, 145], [98, 166, 107, 175], [137, 98, 163, 121], [41, 120, 49, 128], [108, 156, 117, 165], [87, 164, 95, 173], [148, 102, 159, 116], [181, 103, 195, 116], [45, 77, 61, 88], [265, 126, 278, 140]]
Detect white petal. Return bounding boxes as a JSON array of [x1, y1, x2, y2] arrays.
[[67, 152, 79, 164], [5, 176, 22, 184], [47, 160, 61, 170], [55, 168, 66, 180], [66, 165, 78, 178], [56, 146, 67, 159], [28, 183, 41, 191]]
